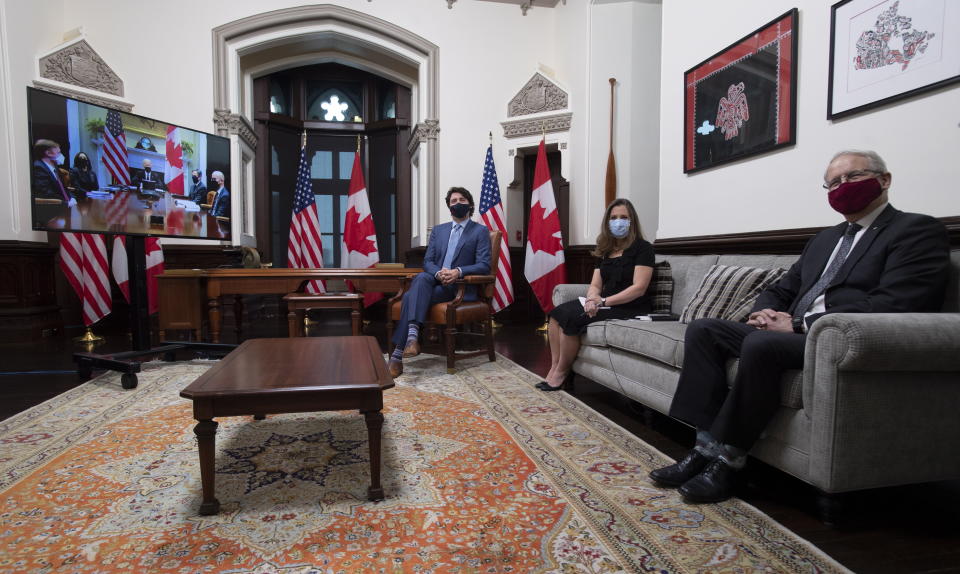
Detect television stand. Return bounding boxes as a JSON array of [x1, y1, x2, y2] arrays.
[[71, 235, 236, 389]]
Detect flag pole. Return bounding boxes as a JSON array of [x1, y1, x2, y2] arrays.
[[488, 130, 504, 330]]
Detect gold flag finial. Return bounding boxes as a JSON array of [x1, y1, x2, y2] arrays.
[[489, 131, 493, 145], [356, 135, 361, 154], [301, 130, 306, 149]]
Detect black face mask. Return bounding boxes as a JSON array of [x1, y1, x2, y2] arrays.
[[192, 176, 200, 184], [449, 203, 470, 219]]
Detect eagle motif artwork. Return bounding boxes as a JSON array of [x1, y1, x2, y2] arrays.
[[716, 81, 749, 141]]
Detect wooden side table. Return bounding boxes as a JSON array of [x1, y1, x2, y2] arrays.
[[283, 292, 363, 337]]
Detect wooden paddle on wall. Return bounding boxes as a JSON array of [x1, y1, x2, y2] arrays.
[[605, 78, 617, 207]]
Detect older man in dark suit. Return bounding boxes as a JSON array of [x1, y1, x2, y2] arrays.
[[387, 187, 491, 377], [650, 149, 950, 503]]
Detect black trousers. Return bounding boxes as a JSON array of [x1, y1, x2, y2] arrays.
[[668, 318, 806, 450]]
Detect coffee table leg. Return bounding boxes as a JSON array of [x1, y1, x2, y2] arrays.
[[194, 419, 221, 515], [363, 410, 385, 501]]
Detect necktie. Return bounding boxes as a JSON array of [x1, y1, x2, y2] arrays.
[[792, 222, 863, 323], [441, 224, 463, 270], [50, 164, 69, 202]]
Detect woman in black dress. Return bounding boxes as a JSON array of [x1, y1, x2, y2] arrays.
[[68, 152, 99, 195], [537, 198, 655, 391]]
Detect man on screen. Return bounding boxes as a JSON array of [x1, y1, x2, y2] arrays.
[[31, 139, 76, 206], [132, 159, 165, 191], [189, 169, 207, 204], [209, 170, 230, 218]]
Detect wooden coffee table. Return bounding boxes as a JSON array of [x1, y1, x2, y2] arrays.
[[180, 336, 394, 515]]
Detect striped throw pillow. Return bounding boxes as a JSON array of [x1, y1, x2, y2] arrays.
[[651, 261, 674, 315], [680, 265, 787, 324]]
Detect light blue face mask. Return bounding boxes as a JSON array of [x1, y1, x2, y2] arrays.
[[608, 218, 630, 238]]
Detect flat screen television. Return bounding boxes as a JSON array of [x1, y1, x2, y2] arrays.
[[27, 86, 232, 241]]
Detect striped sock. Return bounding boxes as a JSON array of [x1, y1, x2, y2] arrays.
[[406, 323, 420, 346], [390, 345, 404, 361]]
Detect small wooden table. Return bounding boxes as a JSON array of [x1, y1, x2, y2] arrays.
[[283, 292, 363, 337], [180, 336, 395, 515]]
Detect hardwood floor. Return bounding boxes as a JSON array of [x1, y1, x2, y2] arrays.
[[2, 304, 958, 573]]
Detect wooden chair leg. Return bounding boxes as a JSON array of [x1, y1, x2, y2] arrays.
[[445, 324, 456, 373], [485, 318, 495, 362]]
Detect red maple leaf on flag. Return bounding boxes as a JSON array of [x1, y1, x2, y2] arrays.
[[527, 202, 564, 255], [342, 208, 378, 257]]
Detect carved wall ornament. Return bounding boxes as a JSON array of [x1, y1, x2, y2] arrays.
[[38, 39, 123, 97], [406, 119, 440, 153], [213, 109, 258, 150], [508, 73, 568, 117], [500, 112, 572, 139]]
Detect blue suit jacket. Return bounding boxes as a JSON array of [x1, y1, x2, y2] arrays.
[[423, 219, 491, 278], [210, 188, 231, 217]]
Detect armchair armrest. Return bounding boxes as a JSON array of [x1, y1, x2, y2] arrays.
[[462, 274, 495, 285], [552, 284, 590, 307]]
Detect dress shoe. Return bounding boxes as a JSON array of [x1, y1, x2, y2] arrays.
[[678, 458, 739, 503], [388, 358, 403, 378], [535, 381, 564, 392], [649, 450, 711, 488], [402, 340, 421, 358]]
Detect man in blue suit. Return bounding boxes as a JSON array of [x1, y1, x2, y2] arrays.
[[388, 187, 491, 377]]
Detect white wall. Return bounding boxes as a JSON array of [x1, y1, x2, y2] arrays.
[[658, 0, 960, 239], [0, 0, 564, 245]]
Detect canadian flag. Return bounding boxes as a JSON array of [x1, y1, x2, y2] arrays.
[[524, 139, 566, 313], [164, 125, 184, 196], [341, 152, 382, 305], [112, 236, 165, 314]]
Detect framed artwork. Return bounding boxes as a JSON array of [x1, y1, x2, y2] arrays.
[[683, 9, 798, 174], [828, 0, 960, 120]]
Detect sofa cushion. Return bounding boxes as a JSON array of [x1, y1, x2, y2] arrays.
[[651, 261, 673, 314], [603, 319, 688, 368], [680, 264, 787, 323], [660, 255, 720, 315]]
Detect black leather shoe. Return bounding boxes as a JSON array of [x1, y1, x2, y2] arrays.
[[678, 458, 739, 503], [535, 381, 564, 392], [649, 450, 711, 487]]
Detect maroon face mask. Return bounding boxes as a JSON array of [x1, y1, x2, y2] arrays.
[[827, 177, 882, 214]]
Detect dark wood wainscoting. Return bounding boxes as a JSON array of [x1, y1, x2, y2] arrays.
[[0, 241, 62, 342]]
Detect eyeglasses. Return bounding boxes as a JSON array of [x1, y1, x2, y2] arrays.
[[823, 170, 882, 190]]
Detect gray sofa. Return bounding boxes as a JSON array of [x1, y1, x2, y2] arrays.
[[552, 249, 960, 501]]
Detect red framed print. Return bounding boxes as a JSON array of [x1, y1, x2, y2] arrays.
[[828, 0, 960, 119], [683, 9, 799, 174]]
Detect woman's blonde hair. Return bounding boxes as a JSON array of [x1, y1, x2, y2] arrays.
[[592, 198, 643, 258]]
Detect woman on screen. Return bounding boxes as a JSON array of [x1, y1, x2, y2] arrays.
[[69, 152, 99, 194]]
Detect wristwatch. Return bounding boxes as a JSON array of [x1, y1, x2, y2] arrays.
[[601, 297, 606, 307]]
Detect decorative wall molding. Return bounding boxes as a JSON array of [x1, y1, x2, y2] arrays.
[[38, 38, 123, 97], [501, 112, 572, 139], [31, 79, 134, 113], [508, 72, 568, 117], [407, 119, 440, 153], [213, 109, 258, 150]]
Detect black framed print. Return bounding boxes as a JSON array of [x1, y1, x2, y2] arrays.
[[683, 9, 798, 174], [828, 0, 960, 119]]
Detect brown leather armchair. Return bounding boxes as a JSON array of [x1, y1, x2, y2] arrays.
[[387, 229, 501, 374]]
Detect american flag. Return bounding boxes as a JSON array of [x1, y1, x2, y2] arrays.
[[60, 232, 111, 326], [102, 110, 129, 185], [478, 144, 513, 312], [287, 136, 325, 293]]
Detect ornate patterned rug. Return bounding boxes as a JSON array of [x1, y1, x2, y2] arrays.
[[0, 353, 849, 573]]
